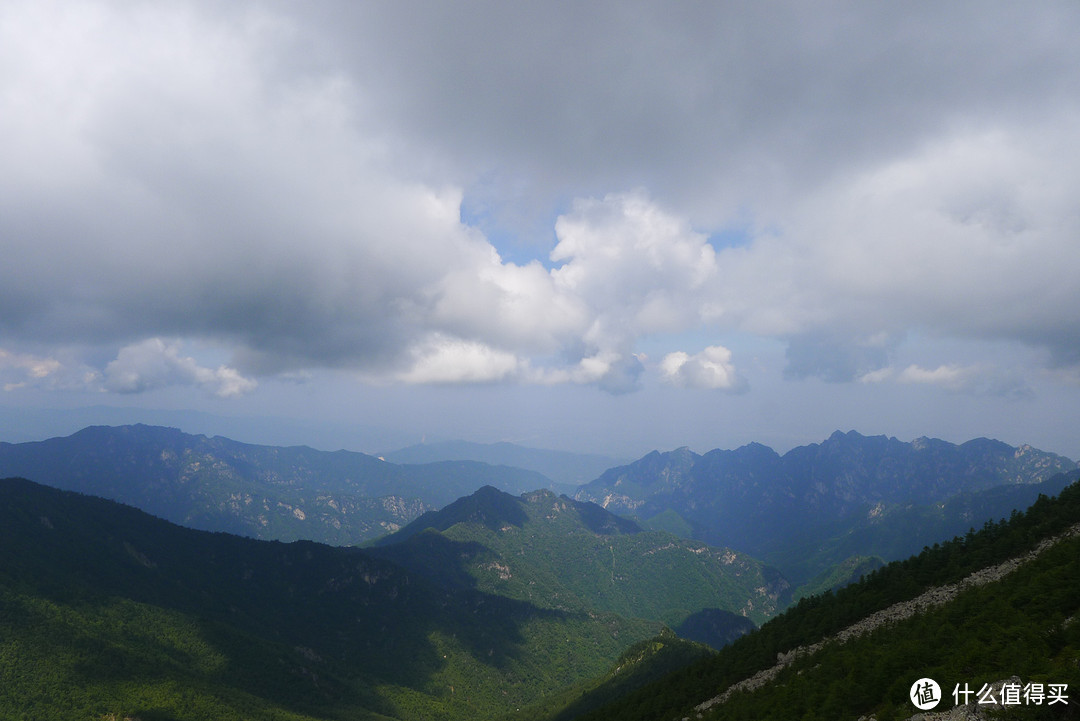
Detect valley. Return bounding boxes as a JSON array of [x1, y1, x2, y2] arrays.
[[1, 425, 1077, 720]]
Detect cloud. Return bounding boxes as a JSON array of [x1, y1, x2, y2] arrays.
[[1, 0, 1079, 398], [0, 349, 61, 382], [589, 352, 646, 395], [0, 1, 477, 374], [394, 335, 523, 385], [416, 190, 721, 392], [0, 4, 700, 394], [897, 364, 979, 391], [551, 192, 718, 335], [547, 191, 719, 367], [429, 245, 587, 357], [1, 340, 256, 398], [712, 123, 1080, 381], [0, 349, 62, 391], [104, 339, 256, 398], [782, 332, 898, 383], [660, 346, 746, 391], [305, 2, 1080, 229], [0, 348, 100, 392], [859, 363, 1033, 399]]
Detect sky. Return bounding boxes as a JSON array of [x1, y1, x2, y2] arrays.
[[2, 1, 1080, 460]]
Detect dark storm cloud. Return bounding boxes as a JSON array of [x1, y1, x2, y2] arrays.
[[293, 1, 1080, 222]]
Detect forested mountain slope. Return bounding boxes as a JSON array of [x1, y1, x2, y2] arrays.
[[557, 473, 1080, 721], [0, 477, 660, 721], [372, 486, 789, 628]]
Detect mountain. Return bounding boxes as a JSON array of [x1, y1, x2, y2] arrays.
[[575, 431, 1076, 584], [0, 424, 555, 545], [526, 631, 715, 721], [772, 469, 1079, 585], [672, 608, 759, 651], [0, 477, 660, 721], [372, 486, 789, 629], [380, 440, 625, 488], [552, 475, 1080, 721]]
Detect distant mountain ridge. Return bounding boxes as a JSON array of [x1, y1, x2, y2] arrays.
[[575, 430, 1075, 583], [0, 424, 555, 545], [4, 424, 1071, 590], [380, 439, 624, 487]]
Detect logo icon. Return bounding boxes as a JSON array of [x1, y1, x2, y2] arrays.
[[911, 678, 942, 710]]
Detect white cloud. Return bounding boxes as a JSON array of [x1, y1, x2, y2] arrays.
[[0, 349, 61, 381], [896, 364, 976, 389], [551, 192, 718, 331], [857, 367, 895, 385], [659, 346, 746, 391], [419, 191, 722, 392], [395, 335, 523, 385], [859, 362, 1032, 399], [104, 339, 256, 398], [429, 244, 587, 355], [0, 348, 100, 392], [710, 121, 1080, 379], [547, 191, 720, 368]]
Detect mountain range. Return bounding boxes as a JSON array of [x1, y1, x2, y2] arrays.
[[4, 469, 1078, 720], [0, 476, 761, 720], [0, 424, 555, 545], [2, 424, 1073, 594], [561, 473, 1080, 721], [2, 422, 1078, 719], [575, 430, 1076, 583]]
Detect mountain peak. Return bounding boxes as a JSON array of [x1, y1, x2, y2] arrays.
[[427, 484, 528, 529], [375, 485, 529, 545], [826, 429, 870, 443]]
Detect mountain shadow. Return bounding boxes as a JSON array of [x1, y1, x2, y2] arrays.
[[0, 477, 656, 721], [673, 608, 757, 650]]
